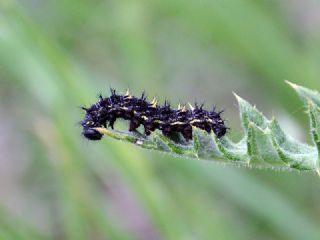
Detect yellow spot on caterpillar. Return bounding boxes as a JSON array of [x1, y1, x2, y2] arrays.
[[181, 106, 187, 112], [188, 102, 194, 111], [151, 97, 157, 104], [125, 89, 133, 99], [171, 121, 185, 125], [151, 97, 157, 107], [141, 116, 148, 120], [190, 119, 201, 124]]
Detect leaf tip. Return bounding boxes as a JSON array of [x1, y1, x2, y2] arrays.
[[285, 80, 298, 90], [233, 92, 244, 103]]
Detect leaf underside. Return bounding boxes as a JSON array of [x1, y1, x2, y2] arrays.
[[95, 81, 320, 173]]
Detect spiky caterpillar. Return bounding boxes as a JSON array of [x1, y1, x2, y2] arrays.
[[81, 89, 227, 141]]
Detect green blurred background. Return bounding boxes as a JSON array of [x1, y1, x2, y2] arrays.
[[1, 0, 320, 239]]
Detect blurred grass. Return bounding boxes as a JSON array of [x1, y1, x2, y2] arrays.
[[1, 0, 320, 239]]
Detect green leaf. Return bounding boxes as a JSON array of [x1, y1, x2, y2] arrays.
[[286, 81, 320, 173], [95, 82, 320, 174]]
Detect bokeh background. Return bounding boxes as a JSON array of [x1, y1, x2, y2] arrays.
[[1, 0, 320, 239]]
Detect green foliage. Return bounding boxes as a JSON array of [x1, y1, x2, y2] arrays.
[[96, 82, 320, 173]]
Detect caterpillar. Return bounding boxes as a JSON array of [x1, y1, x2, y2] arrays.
[[81, 89, 227, 141]]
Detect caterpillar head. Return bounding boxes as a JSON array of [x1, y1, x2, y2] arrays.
[[82, 127, 103, 141], [81, 111, 103, 141]]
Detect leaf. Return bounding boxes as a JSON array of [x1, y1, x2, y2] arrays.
[[95, 81, 320, 174]]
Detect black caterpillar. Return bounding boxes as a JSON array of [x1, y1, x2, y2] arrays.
[[81, 89, 227, 141]]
